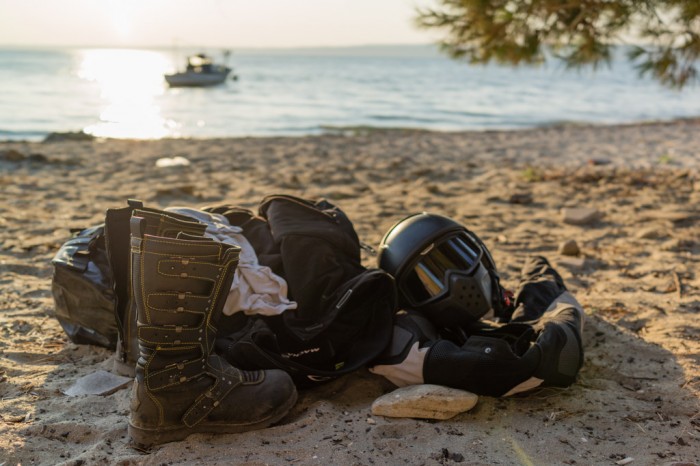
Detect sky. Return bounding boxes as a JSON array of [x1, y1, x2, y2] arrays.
[[0, 0, 436, 48]]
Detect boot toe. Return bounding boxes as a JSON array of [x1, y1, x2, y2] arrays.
[[245, 369, 298, 418], [210, 368, 297, 427]]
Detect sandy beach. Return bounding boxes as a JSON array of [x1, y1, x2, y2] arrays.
[[1, 119, 699, 465]]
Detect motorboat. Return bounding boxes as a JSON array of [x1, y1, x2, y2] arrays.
[[164, 53, 234, 87]]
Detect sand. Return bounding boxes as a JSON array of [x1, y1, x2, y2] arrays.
[[1, 119, 699, 465]]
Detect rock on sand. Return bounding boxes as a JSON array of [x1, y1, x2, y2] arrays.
[[371, 384, 478, 420]]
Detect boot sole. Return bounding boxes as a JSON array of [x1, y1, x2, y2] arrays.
[[128, 388, 298, 448]]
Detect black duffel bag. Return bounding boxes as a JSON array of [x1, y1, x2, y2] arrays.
[[50, 225, 118, 349]]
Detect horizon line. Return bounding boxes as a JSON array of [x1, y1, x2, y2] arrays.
[[0, 41, 437, 50]]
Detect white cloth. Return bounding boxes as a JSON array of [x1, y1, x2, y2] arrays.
[[368, 342, 428, 387], [166, 207, 297, 316]]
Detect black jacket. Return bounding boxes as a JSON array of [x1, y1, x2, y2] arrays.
[[207, 194, 397, 386]]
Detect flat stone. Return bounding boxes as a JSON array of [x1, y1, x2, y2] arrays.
[[561, 207, 603, 225], [63, 370, 132, 396], [371, 384, 478, 420], [558, 239, 580, 256]]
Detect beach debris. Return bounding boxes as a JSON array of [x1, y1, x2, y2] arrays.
[[561, 207, 603, 225], [0, 149, 26, 161], [508, 192, 533, 204], [587, 158, 612, 166], [63, 370, 132, 397], [615, 457, 634, 465], [371, 384, 478, 420], [43, 131, 95, 143], [558, 239, 580, 256], [155, 156, 190, 168]]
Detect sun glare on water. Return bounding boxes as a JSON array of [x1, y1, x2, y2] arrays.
[[78, 49, 175, 139]]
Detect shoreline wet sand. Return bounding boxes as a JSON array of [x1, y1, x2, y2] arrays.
[[1, 119, 698, 465]]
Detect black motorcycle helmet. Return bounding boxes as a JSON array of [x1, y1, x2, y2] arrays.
[[378, 213, 504, 327]]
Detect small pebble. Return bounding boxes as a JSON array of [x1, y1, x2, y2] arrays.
[[558, 239, 580, 256], [508, 192, 533, 204]]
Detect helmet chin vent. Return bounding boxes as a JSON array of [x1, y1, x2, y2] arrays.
[[458, 284, 481, 304]]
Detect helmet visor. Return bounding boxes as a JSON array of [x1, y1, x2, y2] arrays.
[[402, 233, 483, 305]]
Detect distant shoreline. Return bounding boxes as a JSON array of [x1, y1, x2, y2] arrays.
[[2, 117, 698, 171], [3, 115, 699, 144]]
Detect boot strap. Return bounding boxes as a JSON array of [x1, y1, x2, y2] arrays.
[[182, 357, 243, 427], [157, 259, 224, 281], [146, 356, 207, 390], [139, 325, 211, 346], [132, 209, 207, 238], [147, 293, 210, 315]]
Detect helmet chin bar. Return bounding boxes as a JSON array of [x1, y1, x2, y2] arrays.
[[452, 266, 494, 320], [414, 265, 494, 327]]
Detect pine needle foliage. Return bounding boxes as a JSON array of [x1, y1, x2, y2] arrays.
[[416, 0, 699, 89]]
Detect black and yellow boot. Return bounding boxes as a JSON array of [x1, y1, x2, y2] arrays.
[[105, 201, 209, 377], [127, 216, 297, 447]]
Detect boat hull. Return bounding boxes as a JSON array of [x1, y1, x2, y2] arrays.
[[165, 68, 231, 87]]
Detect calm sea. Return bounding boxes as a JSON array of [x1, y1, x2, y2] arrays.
[[1, 45, 698, 141]]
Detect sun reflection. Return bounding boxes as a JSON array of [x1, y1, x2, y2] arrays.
[[78, 49, 173, 139]]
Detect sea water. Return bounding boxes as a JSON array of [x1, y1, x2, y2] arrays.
[[0, 45, 698, 141]]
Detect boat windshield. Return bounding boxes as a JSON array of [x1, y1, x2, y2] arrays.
[[188, 54, 213, 67]]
